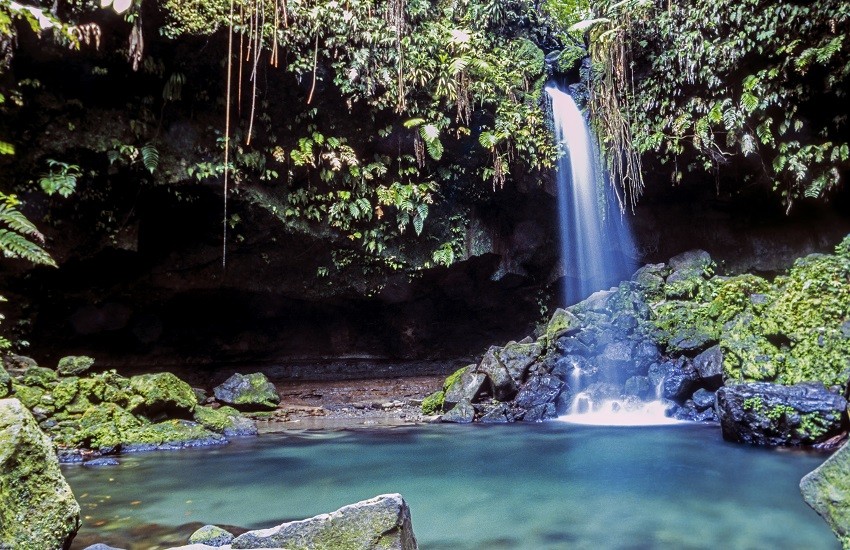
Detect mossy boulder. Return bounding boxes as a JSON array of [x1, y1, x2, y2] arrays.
[[651, 300, 718, 353], [443, 366, 488, 409], [21, 366, 59, 388], [0, 398, 81, 549], [420, 390, 445, 415], [56, 356, 95, 376], [74, 403, 146, 451], [193, 405, 258, 436], [120, 419, 225, 451], [801, 439, 850, 549], [213, 372, 279, 411], [129, 372, 197, 416], [544, 308, 581, 343], [477, 347, 518, 400], [716, 382, 846, 446], [230, 493, 418, 550], [11, 382, 45, 410]]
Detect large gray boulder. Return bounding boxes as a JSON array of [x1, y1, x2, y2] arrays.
[[0, 398, 81, 549], [801, 440, 850, 548], [230, 493, 417, 549], [213, 373, 280, 411], [716, 382, 846, 446], [475, 349, 517, 401]]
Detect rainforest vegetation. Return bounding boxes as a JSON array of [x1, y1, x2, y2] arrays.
[[0, 0, 847, 351]]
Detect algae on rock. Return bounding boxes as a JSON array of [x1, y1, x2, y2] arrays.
[[802, 439, 850, 548], [0, 398, 80, 550]]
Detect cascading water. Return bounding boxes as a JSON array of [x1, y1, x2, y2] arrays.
[[546, 84, 635, 304], [546, 83, 678, 426]]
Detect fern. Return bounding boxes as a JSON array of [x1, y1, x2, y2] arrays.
[[141, 143, 159, 173], [0, 194, 55, 267], [432, 243, 455, 267]]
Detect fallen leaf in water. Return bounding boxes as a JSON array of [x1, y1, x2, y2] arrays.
[[130, 501, 141, 506]]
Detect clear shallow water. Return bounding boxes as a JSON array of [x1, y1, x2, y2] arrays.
[[63, 423, 837, 549]]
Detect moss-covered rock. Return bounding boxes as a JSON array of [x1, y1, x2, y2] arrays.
[[651, 300, 718, 353], [420, 391, 445, 415], [56, 356, 95, 376], [74, 403, 147, 451], [801, 439, 850, 548], [0, 398, 81, 549], [544, 308, 581, 343], [230, 493, 417, 549], [11, 382, 45, 410], [121, 419, 225, 451], [213, 372, 280, 411], [0, 361, 10, 399], [189, 524, 235, 546], [129, 372, 198, 416], [193, 405, 258, 436], [21, 366, 59, 389]]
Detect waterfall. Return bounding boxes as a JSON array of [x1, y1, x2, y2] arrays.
[[547, 84, 678, 426], [546, 84, 635, 304]]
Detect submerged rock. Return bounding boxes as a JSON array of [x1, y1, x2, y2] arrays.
[[0, 398, 81, 549], [716, 382, 846, 446], [801, 440, 850, 548], [230, 493, 418, 549], [213, 373, 280, 411]]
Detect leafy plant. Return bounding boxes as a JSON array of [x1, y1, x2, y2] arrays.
[[0, 192, 55, 267], [38, 159, 81, 197]]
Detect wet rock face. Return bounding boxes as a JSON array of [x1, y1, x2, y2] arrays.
[[801, 440, 850, 548], [716, 382, 847, 446], [229, 493, 418, 550], [0, 398, 81, 549]]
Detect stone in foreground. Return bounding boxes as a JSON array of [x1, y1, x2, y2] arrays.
[[230, 493, 417, 549], [213, 373, 280, 411], [801, 439, 850, 548], [189, 524, 235, 546], [0, 398, 81, 549], [716, 382, 846, 446]]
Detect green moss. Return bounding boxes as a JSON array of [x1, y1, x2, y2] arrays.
[[421, 391, 445, 415], [56, 355, 95, 376], [544, 308, 581, 343], [193, 405, 244, 432], [707, 274, 772, 323], [51, 377, 80, 410], [742, 397, 764, 412], [129, 372, 197, 415], [0, 362, 10, 398], [74, 403, 146, 450], [442, 366, 469, 394], [0, 399, 80, 549], [21, 366, 58, 388], [651, 300, 718, 353], [122, 419, 220, 446], [798, 413, 831, 439], [11, 383, 45, 410], [766, 404, 795, 421]]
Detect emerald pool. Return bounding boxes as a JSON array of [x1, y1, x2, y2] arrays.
[[63, 422, 837, 549]]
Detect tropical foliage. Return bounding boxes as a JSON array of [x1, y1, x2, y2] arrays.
[[577, 0, 850, 207]]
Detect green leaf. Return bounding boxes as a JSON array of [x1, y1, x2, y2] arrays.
[[141, 143, 159, 174]]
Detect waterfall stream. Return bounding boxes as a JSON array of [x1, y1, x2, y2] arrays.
[[546, 84, 675, 425], [546, 84, 635, 303]]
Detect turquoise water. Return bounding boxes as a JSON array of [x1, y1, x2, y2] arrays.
[[64, 423, 838, 549]]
